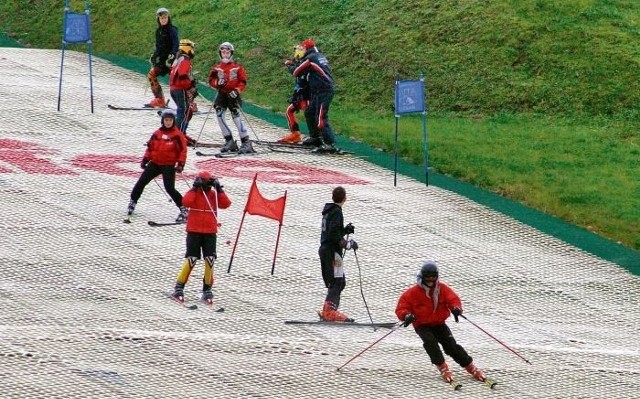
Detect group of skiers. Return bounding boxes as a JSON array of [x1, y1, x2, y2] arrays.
[[126, 6, 493, 389]]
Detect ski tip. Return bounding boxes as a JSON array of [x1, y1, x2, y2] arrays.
[[123, 218, 131, 224], [186, 304, 198, 310], [147, 221, 157, 226], [195, 151, 205, 156], [215, 307, 225, 313]]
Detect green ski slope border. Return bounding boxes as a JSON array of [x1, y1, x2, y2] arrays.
[[3, 32, 634, 274]]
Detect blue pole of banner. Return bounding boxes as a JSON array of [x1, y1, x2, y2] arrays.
[[393, 76, 400, 187], [57, 1, 70, 112], [420, 74, 429, 186], [85, 3, 94, 113]]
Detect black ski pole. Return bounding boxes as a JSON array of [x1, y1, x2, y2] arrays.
[[192, 102, 215, 150], [336, 321, 403, 371], [153, 177, 172, 202], [237, 104, 262, 142], [353, 249, 376, 330], [461, 314, 532, 364]]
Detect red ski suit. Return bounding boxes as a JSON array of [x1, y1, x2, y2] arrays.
[[208, 61, 247, 95], [143, 126, 187, 166], [182, 188, 231, 234], [395, 282, 462, 328]]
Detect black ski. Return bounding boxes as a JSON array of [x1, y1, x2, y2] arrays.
[[199, 297, 226, 312], [191, 142, 223, 149], [163, 291, 197, 310], [148, 220, 185, 227], [478, 377, 497, 389], [195, 150, 259, 158], [108, 104, 170, 111], [254, 141, 353, 155], [284, 320, 397, 328]]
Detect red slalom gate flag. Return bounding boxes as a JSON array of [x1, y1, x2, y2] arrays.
[[228, 174, 287, 275], [244, 174, 286, 223]]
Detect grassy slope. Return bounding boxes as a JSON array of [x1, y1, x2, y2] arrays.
[[1, 0, 638, 250]]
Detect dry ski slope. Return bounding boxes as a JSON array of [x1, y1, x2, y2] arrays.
[[0, 48, 637, 398]]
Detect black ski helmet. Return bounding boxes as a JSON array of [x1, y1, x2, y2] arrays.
[[417, 260, 439, 286], [160, 109, 176, 127]]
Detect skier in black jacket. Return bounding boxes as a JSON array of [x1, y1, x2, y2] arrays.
[[318, 186, 358, 321], [286, 39, 337, 151], [147, 7, 179, 108]]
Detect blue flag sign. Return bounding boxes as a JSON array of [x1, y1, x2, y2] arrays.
[[395, 80, 425, 115], [64, 13, 91, 43]]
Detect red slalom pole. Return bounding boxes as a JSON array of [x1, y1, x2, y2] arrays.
[[336, 322, 403, 371], [461, 314, 532, 364]]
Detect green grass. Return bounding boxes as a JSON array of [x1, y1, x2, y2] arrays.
[[1, 0, 639, 251]]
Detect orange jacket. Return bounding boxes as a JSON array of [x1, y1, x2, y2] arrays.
[[208, 61, 247, 94], [143, 126, 187, 166], [395, 282, 462, 328], [182, 188, 231, 234]]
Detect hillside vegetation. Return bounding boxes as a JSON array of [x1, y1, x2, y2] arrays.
[[1, 0, 639, 250]]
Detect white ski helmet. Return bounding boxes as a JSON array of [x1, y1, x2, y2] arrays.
[[156, 7, 170, 16], [218, 42, 235, 60]]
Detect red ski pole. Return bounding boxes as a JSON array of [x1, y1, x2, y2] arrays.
[[336, 322, 403, 371], [461, 314, 532, 364]]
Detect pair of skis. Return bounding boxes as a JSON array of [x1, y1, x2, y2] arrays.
[[448, 376, 497, 391], [163, 291, 225, 312]]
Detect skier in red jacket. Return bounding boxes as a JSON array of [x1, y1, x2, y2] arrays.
[[208, 42, 254, 154], [169, 39, 198, 137], [126, 109, 188, 223], [171, 171, 231, 304], [395, 260, 489, 386]]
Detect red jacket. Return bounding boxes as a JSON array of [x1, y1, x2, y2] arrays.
[[395, 281, 462, 328], [169, 54, 193, 90], [182, 188, 231, 234], [208, 61, 247, 94], [143, 126, 187, 166]]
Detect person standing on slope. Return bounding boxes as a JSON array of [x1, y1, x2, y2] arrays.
[[208, 42, 254, 154], [126, 109, 188, 223], [146, 7, 179, 108], [171, 171, 231, 304], [286, 38, 337, 152], [395, 260, 491, 386], [169, 39, 198, 141], [318, 186, 358, 322], [278, 44, 309, 144]]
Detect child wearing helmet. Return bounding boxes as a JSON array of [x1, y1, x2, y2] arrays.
[[285, 38, 337, 152], [147, 7, 179, 108], [171, 170, 232, 304], [169, 39, 198, 139], [278, 44, 310, 144], [395, 260, 491, 387], [207, 42, 254, 154], [126, 109, 188, 223]]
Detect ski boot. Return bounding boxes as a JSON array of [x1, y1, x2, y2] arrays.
[[171, 283, 185, 303], [277, 131, 302, 144], [220, 137, 238, 153], [237, 139, 256, 154]]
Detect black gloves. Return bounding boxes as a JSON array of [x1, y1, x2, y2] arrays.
[[175, 162, 184, 173], [346, 239, 358, 251], [149, 54, 158, 65], [451, 307, 462, 323], [228, 89, 239, 99], [216, 78, 226, 88], [344, 223, 355, 235], [403, 313, 416, 327], [140, 158, 149, 170], [212, 178, 223, 193], [192, 177, 203, 189]]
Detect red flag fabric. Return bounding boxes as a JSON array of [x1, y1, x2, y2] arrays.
[[244, 174, 286, 223]]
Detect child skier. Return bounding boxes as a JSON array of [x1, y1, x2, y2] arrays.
[[169, 39, 198, 137], [171, 171, 231, 304], [395, 260, 491, 387], [278, 44, 309, 144]]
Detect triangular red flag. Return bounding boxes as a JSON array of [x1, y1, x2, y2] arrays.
[[244, 174, 286, 223]]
